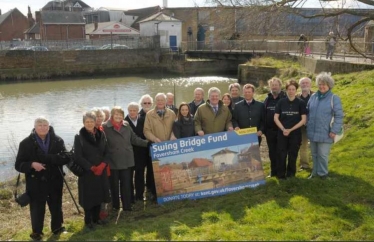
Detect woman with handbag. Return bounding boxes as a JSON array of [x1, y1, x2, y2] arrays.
[[306, 72, 344, 179], [74, 111, 110, 230], [15, 117, 70, 241]]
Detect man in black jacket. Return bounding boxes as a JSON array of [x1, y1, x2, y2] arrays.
[[188, 87, 205, 117], [263, 78, 287, 178], [232, 84, 265, 145], [15, 117, 70, 241]]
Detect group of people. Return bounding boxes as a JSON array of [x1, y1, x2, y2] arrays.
[[297, 31, 338, 59], [15, 72, 343, 240]]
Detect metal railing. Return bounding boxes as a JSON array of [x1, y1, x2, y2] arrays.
[[182, 40, 374, 64], [0, 36, 159, 51]]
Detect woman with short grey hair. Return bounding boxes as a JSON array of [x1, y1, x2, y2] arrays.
[[75, 111, 110, 230], [91, 107, 105, 130], [307, 72, 343, 179]]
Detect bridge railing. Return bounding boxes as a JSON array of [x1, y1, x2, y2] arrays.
[[182, 40, 374, 61]]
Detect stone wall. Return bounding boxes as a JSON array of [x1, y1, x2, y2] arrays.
[[237, 65, 279, 86], [0, 50, 241, 80]]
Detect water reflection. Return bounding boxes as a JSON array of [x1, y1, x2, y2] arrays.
[[0, 75, 236, 181]]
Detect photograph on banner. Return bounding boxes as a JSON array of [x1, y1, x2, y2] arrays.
[[150, 128, 266, 204]]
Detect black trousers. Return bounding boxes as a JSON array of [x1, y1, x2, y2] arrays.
[[84, 205, 101, 224], [145, 157, 156, 197], [133, 166, 146, 201], [29, 180, 63, 234], [265, 129, 279, 176], [276, 132, 302, 178], [109, 169, 132, 210]]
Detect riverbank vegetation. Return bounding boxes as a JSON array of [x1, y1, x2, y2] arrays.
[[1, 60, 374, 240]]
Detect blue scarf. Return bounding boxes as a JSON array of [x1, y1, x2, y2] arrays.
[[317, 90, 331, 100], [35, 133, 50, 154]]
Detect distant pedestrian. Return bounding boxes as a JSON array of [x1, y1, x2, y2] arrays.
[[326, 31, 337, 60], [298, 34, 307, 56]]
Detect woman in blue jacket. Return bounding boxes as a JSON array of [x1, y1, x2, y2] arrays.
[[307, 72, 344, 179]]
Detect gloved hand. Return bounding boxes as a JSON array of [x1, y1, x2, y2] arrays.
[[147, 141, 154, 148], [91, 166, 98, 175], [55, 152, 71, 165], [95, 162, 106, 176]]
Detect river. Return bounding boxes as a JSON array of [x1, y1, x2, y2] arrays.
[[0, 75, 236, 181]]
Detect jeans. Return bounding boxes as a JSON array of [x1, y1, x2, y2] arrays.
[[310, 142, 332, 176]]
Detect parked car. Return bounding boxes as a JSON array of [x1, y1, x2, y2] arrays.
[[28, 46, 49, 51], [112, 45, 131, 49], [9, 46, 30, 50], [76, 45, 98, 50], [100, 44, 119, 50]]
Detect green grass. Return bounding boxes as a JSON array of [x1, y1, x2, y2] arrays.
[[2, 63, 374, 241]]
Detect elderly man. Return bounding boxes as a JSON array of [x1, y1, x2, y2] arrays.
[[144, 93, 176, 142], [232, 84, 265, 146], [264, 78, 287, 178], [166, 92, 178, 114], [124, 102, 149, 202], [229, 83, 244, 110], [189, 87, 205, 116], [194, 87, 233, 135], [15, 117, 70, 240], [297, 77, 314, 171]]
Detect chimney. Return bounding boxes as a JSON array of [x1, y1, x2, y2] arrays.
[[94, 22, 98, 31], [35, 11, 41, 23], [27, 6, 34, 28]]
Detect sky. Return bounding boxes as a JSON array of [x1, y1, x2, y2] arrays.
[[1, 0, 208, 15], [2, 0, 373, 16]]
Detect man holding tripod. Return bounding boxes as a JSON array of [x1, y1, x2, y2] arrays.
[[15, 117, 70, 241]]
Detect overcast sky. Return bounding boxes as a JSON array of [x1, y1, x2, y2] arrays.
[[2, 0, 373, 16]]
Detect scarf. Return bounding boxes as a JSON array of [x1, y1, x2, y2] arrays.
[[317, 90, 331, 100], [110, 118, 122, 131], [35, 133, 50, 154]]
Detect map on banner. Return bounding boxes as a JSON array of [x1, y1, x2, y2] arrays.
[[150, 128, 266, 204]]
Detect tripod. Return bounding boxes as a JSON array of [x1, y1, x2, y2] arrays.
[[58, 167, 82, 215]]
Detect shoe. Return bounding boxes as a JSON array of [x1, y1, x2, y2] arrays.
[[94, 220, 108, 225], [30, 233, 43, 241], [299, 167, 311, 172], [320, 175, 330, 180], [277, 176, 286, 180], [83, 223, 95, 232], [307, 174, 315, 179], [52, 226, 66, 235]]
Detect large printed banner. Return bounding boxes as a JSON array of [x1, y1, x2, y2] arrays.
[[150, 128, 266, 204]]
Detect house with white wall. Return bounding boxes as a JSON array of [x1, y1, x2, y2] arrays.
[[139, 12, 182, 50], [211, 148, 238, 167]]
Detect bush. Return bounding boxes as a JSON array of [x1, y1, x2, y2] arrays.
[[0, 189, 13, 200]]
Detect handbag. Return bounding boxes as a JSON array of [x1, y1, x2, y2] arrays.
[[14, 173, 30, 207], [330, 95, 344, 143], [66, 135, 85, 177]]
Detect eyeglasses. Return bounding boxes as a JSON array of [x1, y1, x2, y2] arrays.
[[143, 102, 152, 105]]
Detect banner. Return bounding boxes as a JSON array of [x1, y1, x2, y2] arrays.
[[150, 128, 266, 204]]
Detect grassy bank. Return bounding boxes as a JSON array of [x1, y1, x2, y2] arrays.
[[1, 62, 374, 240]]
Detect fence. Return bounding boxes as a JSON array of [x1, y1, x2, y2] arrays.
[[0, 35, 159, 51], [182, 40, 374, 61]]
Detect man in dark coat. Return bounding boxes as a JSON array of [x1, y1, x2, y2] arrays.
[[232, 84, 265, 146], [188, 87, 205, 117], [125, 102, 149, 202], [15, 117, 70, 241], [264, 78, 287, 178]]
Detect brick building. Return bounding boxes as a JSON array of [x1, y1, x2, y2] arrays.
[[0, 8, 29, 41], [39, 11, 86, 40]]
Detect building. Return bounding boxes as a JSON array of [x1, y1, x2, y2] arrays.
[[42, 0, 92, 12], [86, 22, 139, 39], [211, 148, 238, 166], [39, 11, 86, 40], [0, 8, 29, 41], [24, 6, 39, 40], [121, 6, 161, 31], [139, 12, 182, 50], [188, 158, 213, 169]]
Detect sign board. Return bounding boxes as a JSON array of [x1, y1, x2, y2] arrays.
[[150, 128, 266, 204]]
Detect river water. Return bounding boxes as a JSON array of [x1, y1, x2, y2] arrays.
[[0, 75, 236, 181]]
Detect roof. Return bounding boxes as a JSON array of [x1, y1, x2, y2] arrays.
[[211, 148, 238, 157], [138, 12, 181, 23], [0, 8, 25, 26], [86, 22, 139, 35], [123, 6, 161, 30], [24, 22, 40, 34], [42, 0, 91, 10], [189, 158, 213, 167], [41, 11, 85, 24]]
